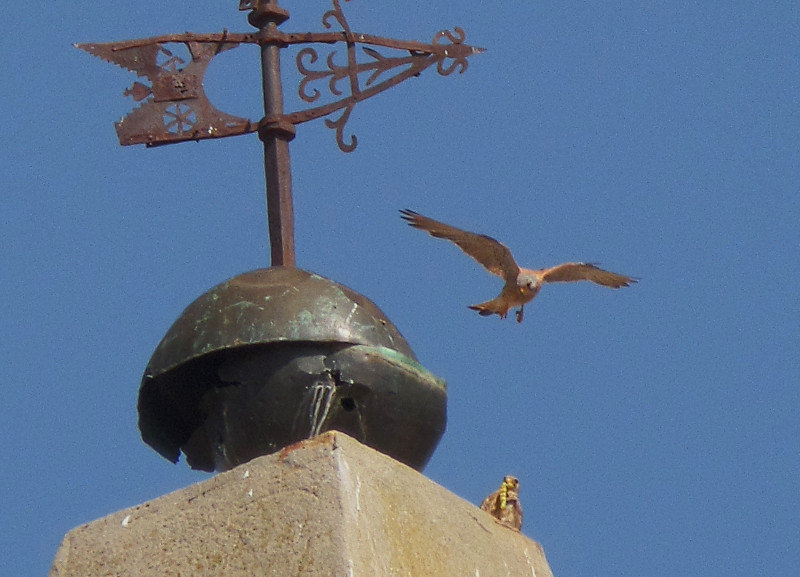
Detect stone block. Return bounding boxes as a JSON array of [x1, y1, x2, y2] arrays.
[[49, 431, 554, 576]]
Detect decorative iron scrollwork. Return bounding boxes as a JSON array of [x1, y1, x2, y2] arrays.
[[76, 0, 483, 151]]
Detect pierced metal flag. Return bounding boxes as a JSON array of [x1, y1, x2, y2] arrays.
[[77, 36, 258, 146]]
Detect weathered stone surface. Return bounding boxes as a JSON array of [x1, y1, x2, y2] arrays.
[[49, 431, 554, 576]]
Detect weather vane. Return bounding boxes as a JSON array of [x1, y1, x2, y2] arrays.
[[76, 0, 484, 266]]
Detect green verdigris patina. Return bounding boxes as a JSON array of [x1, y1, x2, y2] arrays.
[[138, 267, 446, 472]]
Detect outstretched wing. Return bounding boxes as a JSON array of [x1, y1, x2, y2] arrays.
[[540, 262, 637, 288], [400, 209, 520, 281]]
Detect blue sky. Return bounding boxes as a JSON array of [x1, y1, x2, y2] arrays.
[[3, 1, 799, 575]]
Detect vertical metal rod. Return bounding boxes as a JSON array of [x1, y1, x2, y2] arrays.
[[252, 1, 296, 267]]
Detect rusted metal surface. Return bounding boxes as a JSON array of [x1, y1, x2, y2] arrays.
[[75, 39, 257, 146], [138, 267, 447, 472], [286, 0, 484, 152], [250, 1, 296, 267], [77, 0, 483, 267], [75, 1, 484, 152]]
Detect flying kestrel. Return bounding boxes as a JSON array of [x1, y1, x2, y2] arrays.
[[400, 209, 637, 323], [480, 475, 524, 531]]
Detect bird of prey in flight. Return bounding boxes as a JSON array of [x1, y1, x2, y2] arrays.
[[400, 209, 637, 323]]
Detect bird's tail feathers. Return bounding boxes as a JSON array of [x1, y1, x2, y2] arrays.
[[468, 298, 509, 318]]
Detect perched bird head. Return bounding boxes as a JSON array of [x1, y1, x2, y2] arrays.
[[498, 475, 520, 509]]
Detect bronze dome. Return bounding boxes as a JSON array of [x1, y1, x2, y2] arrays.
[[138, 267, 446, 472]]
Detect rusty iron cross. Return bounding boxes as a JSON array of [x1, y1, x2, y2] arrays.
[[76, 0, 484, 266]]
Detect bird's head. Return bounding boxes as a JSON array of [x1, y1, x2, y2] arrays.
[[517, 275, 539, 295], [499, 475, 520, 507]]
